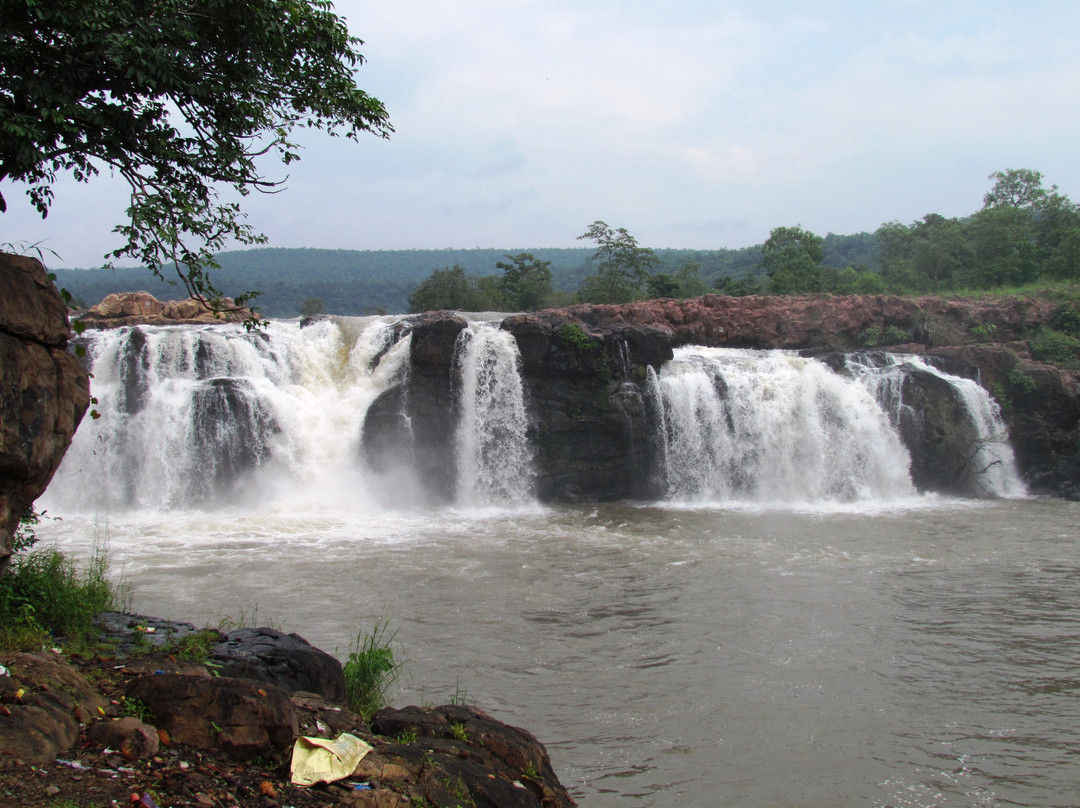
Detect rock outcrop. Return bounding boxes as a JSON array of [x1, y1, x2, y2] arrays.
[[79, 290, 252, 328], [360, 294, 1079, 500], [0, 253, 90, 573], [0, 617, 577, 808]]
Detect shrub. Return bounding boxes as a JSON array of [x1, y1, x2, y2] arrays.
[[343, 620, 404, 721], [555, 323, 598, 351], [1029, 327, 1080, 368]]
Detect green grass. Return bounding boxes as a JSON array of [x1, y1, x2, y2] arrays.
[[343, 620, 404, 721], [0, 522, 118, 651]]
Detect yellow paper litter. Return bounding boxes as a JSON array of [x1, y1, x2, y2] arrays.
[[289, 732, 372, 787]]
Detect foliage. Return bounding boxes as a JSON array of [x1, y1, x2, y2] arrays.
[[1028, 327, 1080, 368], [167, 629, 221, 663], [343, 620, 404, 721], [759, 225, 824, 294], [496, 252, 554, 310], [450, 721, 470, 742], [1006, 368, 1037, 395], [556, 323, 598, 351], [0, 537, 116, 650], [407, 264, 503, 313], [576, 221, 659, 303], [0, 0, 390, 322]]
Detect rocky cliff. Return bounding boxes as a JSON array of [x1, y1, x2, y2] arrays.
[[0, 254, 90, 573], [362, 294, 1079, 501]]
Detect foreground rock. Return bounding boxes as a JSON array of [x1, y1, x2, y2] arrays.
[[0, 253, 90, 574], [0, 617, 577, 807]]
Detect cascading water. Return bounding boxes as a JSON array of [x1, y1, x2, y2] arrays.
[[847, 352, 1026, 498], [48, 318, 412, 511], [655, 347, 915, 504], [453, 323, 535, 507]]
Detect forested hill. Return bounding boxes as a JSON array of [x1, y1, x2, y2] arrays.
[[50, 235, 877, 317]]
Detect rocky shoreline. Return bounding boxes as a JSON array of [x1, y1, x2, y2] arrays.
[[0, 613, 577, 808]]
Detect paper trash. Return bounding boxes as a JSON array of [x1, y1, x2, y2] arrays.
[[290, 732, 373, 787]]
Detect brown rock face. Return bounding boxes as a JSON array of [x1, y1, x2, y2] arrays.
[[127, 674, 298, 761], [0, 253, 90, 573], [0, 651, 110, 763], [79, 290, 252, 329]]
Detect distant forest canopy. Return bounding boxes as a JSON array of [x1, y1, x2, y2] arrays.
[[49, 169, 1078, 317]]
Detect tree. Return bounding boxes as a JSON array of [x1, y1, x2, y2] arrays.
[[759, 225, 823, 295], [407, 265, 501, 313], [576, 221, 658, 304], [496, 252, 553, 311], [0, 0, 391, 320]]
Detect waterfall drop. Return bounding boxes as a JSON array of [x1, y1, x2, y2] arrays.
[[656, 348, 915, 504], [453, 324, 535, 507]]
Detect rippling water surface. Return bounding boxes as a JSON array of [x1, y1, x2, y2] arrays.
[[38, 496, 1080, 807]]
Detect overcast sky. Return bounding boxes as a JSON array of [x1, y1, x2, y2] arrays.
[[5, 0, 1080, 268]]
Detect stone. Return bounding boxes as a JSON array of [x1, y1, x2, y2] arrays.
[[210, 627, 347, 704], [78, 291, 252, 329], [87, 716, 160, 760], [127, 674, 297, 761], [0, 253, 90, 573], [0, 652, 110, 764]]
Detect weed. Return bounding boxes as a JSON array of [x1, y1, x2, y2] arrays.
[[167, 629, 220, 662], [556, 323, 598, 351], [439, 774, 474, 807], [449, 678, 471, 706], [450, 721, 470, 743], [969, 322, 998, 341], [396, 728, 418, 744], [0, 535, 117, 650], [522, 760, 540, 779], [118, 695, 154, 723], [343, 619, 404, 721], [1006, 368, 1037, 395]]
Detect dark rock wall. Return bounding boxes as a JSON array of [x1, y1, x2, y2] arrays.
[[0, 254, 90, 572]]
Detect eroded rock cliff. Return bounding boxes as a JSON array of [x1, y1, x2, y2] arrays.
[[0, 254, 90, 573]]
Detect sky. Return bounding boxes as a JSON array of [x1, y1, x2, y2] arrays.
[[5, 0, 1080, 268]]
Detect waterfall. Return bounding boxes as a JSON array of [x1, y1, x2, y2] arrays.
[[847, 353, 1026, 498], [47, 318, 411, 511], [655, 347, 915, 504], [453, 324, 535, 507]]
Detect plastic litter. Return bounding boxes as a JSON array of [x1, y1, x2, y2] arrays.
[[0, 665, 8, 677], [289, 732, 372, 787]]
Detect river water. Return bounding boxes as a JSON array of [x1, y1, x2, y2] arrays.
[[36, 496, 1080, 808]]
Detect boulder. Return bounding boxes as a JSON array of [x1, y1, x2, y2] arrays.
[[365, 704, 577, 808], [127, 674, 297, 761], [0, 253, 90, 574], [86, 716, 159, 760], [78, 291, 252, 329], [0, 651, 110, 764], [210, 626, 346, 704]]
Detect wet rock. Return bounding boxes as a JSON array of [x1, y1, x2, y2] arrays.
[[87, 716, 160, 760], [127, 674, 297, 761], [211, 627, 347, 704], [0, 651, 110, 764]]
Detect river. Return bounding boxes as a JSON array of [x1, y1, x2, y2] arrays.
[[36, 496, 1080, 807]]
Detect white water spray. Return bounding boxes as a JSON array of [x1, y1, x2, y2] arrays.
[[848, 353, 1026, 498], [656, 347, 915, 504], [453, 324, 535, 507]]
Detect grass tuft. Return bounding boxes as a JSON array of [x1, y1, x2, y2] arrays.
[[343, 619, 404, 721], [0, 523, 117, 651]]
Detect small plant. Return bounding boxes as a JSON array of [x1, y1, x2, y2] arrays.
[[168, 629, 220, 662], [118, 695, 154, 723], [556, 322, 598, 352], [449, 678, 471, 706], [522, 760, 540, 779], [969, 321, 998, 341], [1006, 368, 1037, 395], [343, 619, 404, 721], [396, 728, 418, 744], [449, 721, 470, 743]]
